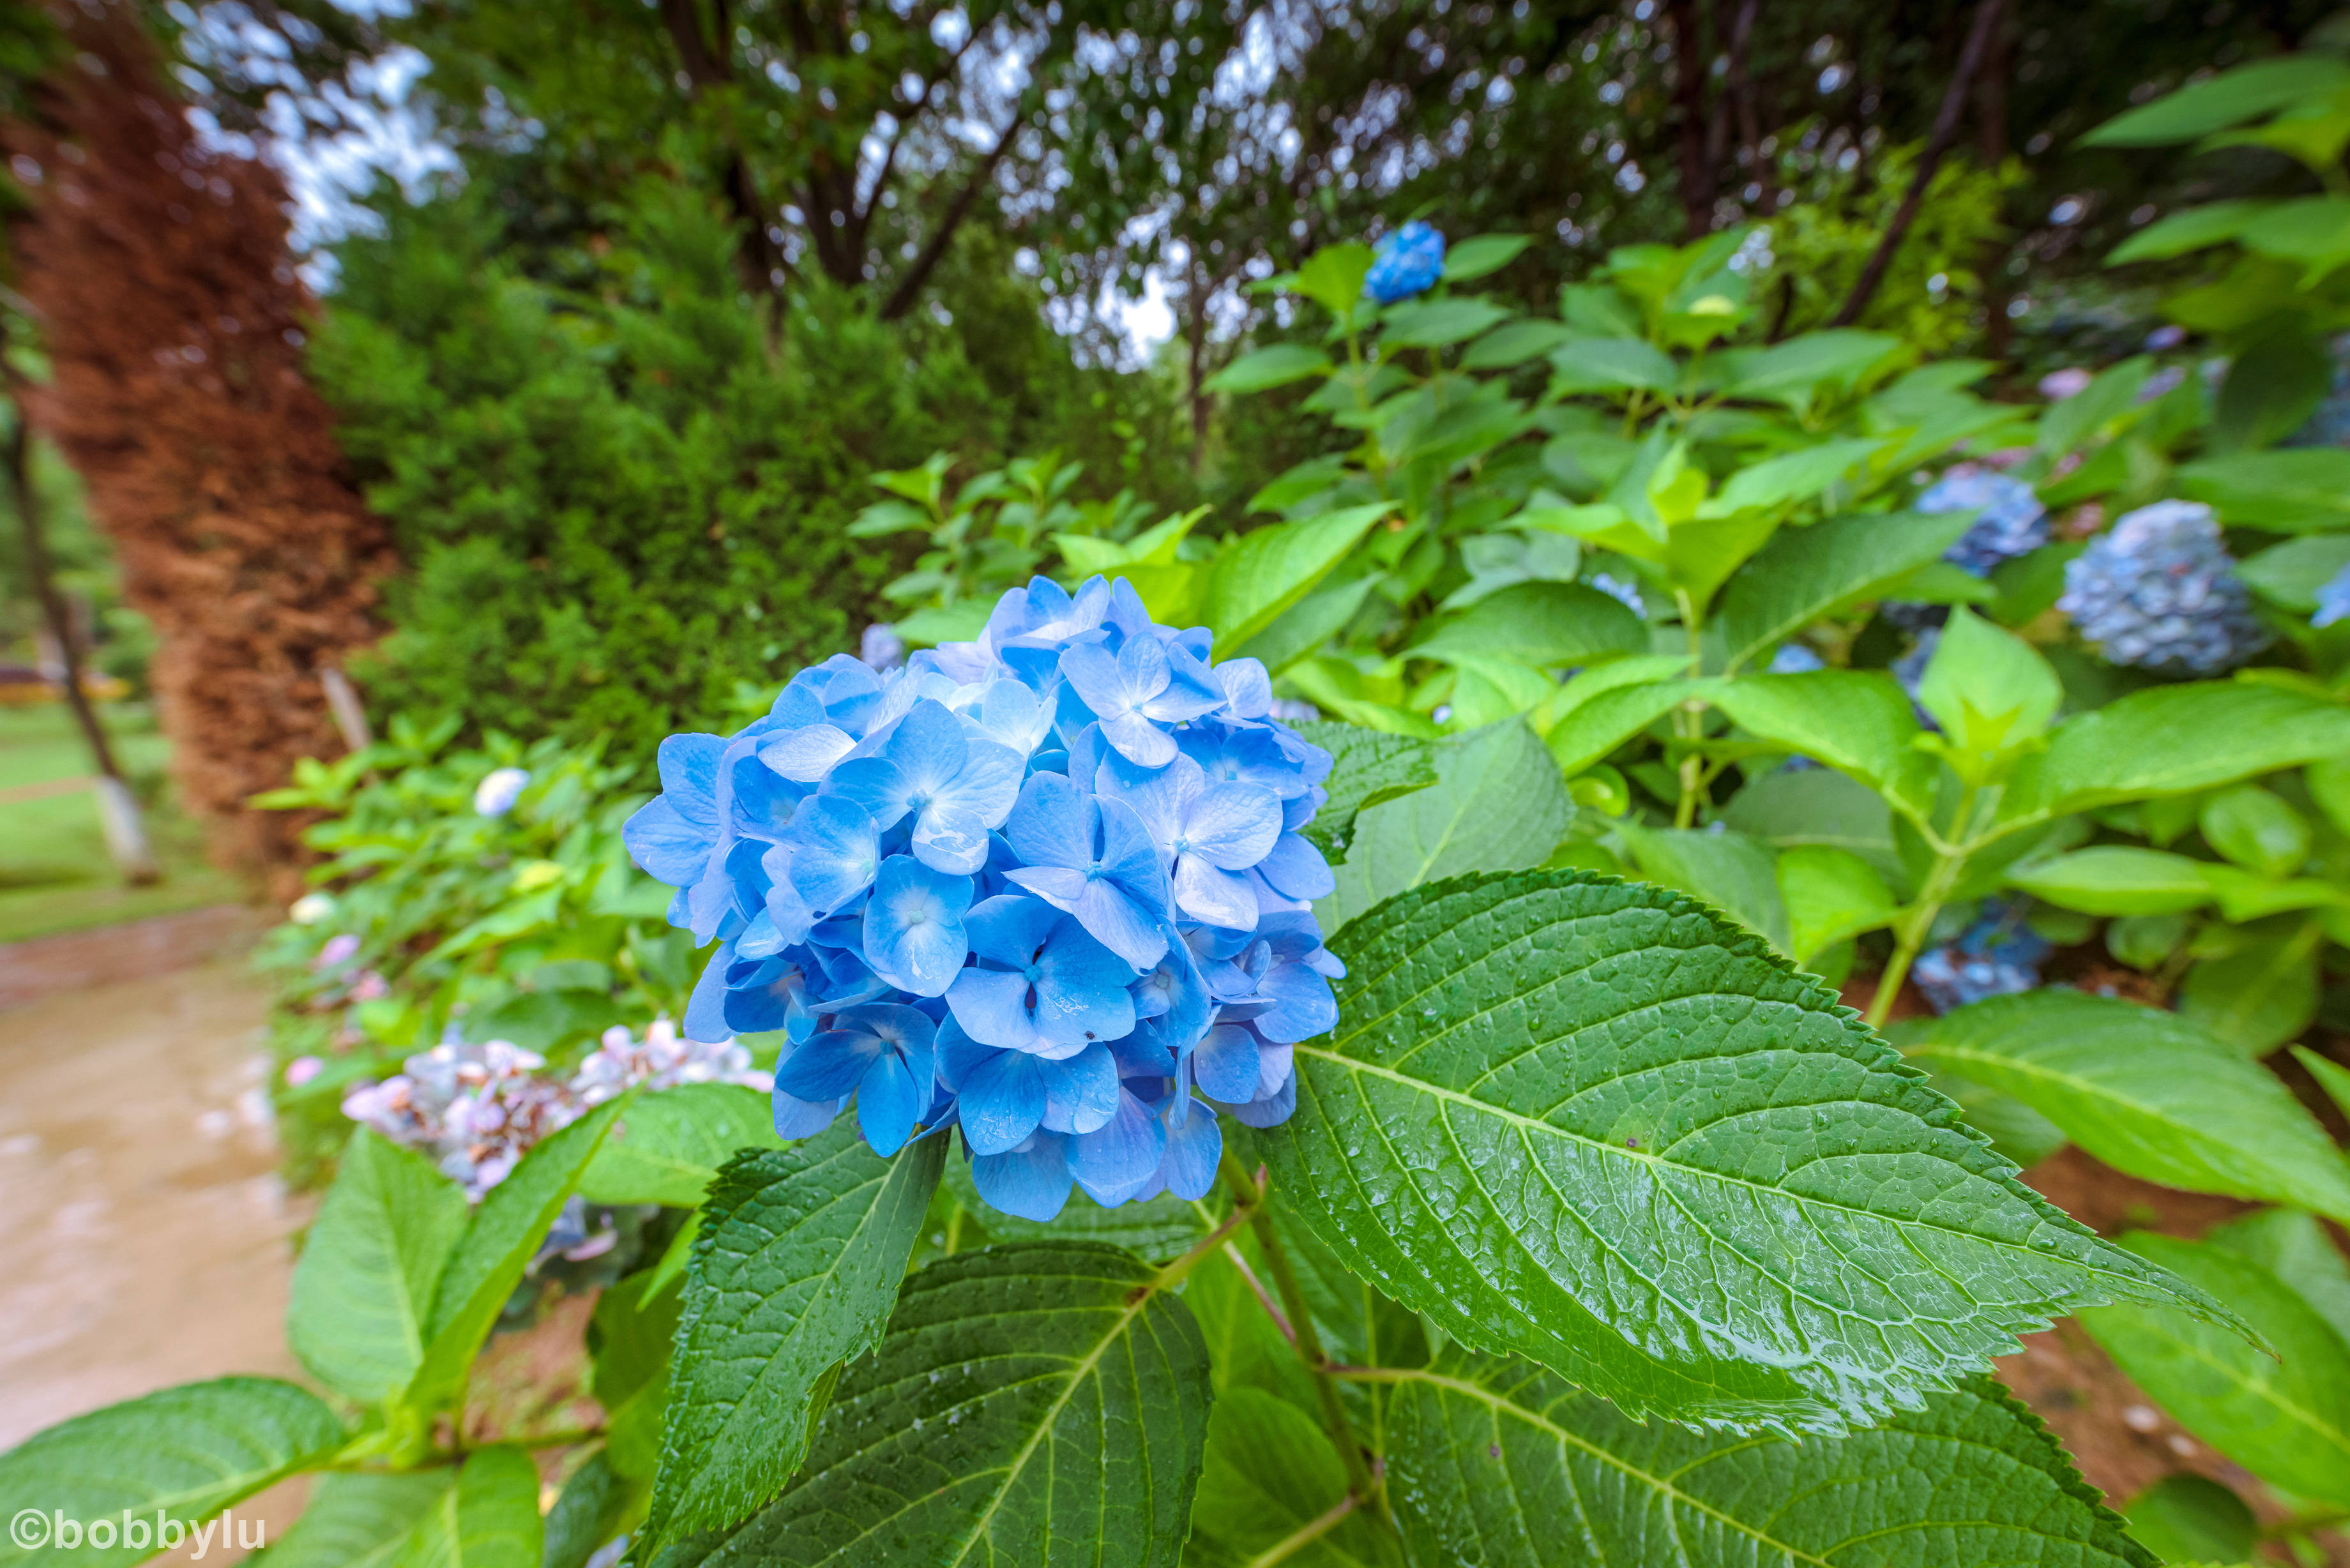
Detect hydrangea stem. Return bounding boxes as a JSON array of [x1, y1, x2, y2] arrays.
[[1220, 1151, 1392, 1542]]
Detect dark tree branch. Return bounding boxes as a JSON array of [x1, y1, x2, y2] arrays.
[[847, 27, 976, 259], [1668, 0, 1714, 239], [1830, 0, 2006, 326], [656, 0, 790, 296], [879, 118, 1019, 320]]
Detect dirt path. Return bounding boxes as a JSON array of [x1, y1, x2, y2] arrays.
[[0, 956, 311, 1560]]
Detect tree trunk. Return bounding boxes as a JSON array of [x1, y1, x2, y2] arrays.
[[4, 1, 397, 894], [1669, 0, 1715, 239], [656, 0, 789, 297]]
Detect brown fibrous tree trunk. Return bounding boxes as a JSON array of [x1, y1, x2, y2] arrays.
[[4, 3, 397, 893]]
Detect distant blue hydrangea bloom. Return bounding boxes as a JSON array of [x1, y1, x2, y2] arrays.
[[1916, 465, 2049, 577], [1365, 222, 1446, 304], [623, 577, 1340, 1223], [2056, 500, 2270, 675], [2314, 561, 2350, 629], [1913, 899, 2051, 1014], [1589, 573, 1645, 615], [1767, 644, 1824, 674]]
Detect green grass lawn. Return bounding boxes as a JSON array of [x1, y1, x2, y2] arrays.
[[0, 703, 247, 944]]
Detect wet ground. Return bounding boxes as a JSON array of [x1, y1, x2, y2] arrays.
[[1, 950, 310, 1561]]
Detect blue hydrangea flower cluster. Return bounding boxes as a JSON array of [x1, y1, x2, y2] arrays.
[[1917, 466, 2049, 577], [1365, 221, 1446, 305], [1884, 466, 2050, 633], [1913, 899, 2051, 1014], [2056, 500, 2271, 674], [623, 578, 1340, 1222]]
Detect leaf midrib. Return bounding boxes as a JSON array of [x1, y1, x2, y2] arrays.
[[1295, 1042, 2148, 1285]]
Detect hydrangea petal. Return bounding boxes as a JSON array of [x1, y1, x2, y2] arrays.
[[973, 1133, 1073, 1222], [959, 1049, 1047, 1155]]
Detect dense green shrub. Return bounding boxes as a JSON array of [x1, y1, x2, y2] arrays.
[[313, 178, 1187, 774]]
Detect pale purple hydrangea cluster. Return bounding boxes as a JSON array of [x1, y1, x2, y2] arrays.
[[623, 577, 1340, 1221], [341, 1021, 769, 1198]]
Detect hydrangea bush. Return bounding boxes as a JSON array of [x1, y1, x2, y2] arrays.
[[623, 576, 1337, 1220]]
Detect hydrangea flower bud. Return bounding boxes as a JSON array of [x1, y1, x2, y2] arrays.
[[1912, 899, 2050, 1014], [2056, 500, 2270, 674], [2314, 561, 2350, 628], [1365, 221, 1446, 305], [1589, 572, 1645, 615], [624, 576, 1342, 1221], [474, 766, 531, 817]]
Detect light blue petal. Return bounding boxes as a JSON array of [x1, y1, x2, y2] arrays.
[[1098, 710, 1177, 767], [856, 1050, 923, 1157], [656, 733, 726, 825], [1058, 640, 1133, 720], [683, 938, 738, 1044], [1227, 1066, 1297, 1128], [1071, 880, 1169, 971], [881, 699, 970, 794], [1068, 1089, 1167, 1207], [1183, 782, 1283, 870], [959, 1049, 1047, 1155], [772, 1087, 843, 1140], [823, 756, 916, 832], [785, 795, 881, 914], [1005, 771, 1093, 871], [1034, 918, 1145, 1048], [1173, 857, 1258, 931], [773, 1029, 883, 1101], [1257, 833, 1336, 900], [758, 723, 857, 783], [1255, 963, 1338, 1043], [1162, 1098, 1222, 1200], [912, 806, 994, 876], [623, 797, 712, 886], [865, 857, 973, 997], [972, 1133, 1073, 1222], [962, 893, 1062, 969], [1004, 864, 1089, 913], [1192, 1023, 1264, 1103], [946, 967, 1049, 1052], [1096, 797, 1172, 907], [932, 735, 1024, 825], [1038, 1043, 1120, 1135]]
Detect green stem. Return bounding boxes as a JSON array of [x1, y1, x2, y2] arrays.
[[1672, 591, 1708, 829], [1244, 1492, 1360, 1567], [1865, 785, 1981, 1029], [1224, 1153, 1390, 1537]]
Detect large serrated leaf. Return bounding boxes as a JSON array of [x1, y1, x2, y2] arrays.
[[407, 1100, 626, 1412], [1897, 990, 2350, 1221], [1183, 1389, 1383, 1568], [287, 1130, 467, 1406], [1317, 720, 1569, 932], [1269, 870, 2226, 1434], [1208, 504, 1395, 651], [579, 1083, 782, 1207], [1383, 1355, 2157, 1567], [384, 1447, 542, 1568], [1293, 721, 1438, 862], [644, 1125, 946, 1551], [2082, 1232, 2350, 1508], [656, 1242, 1212, 1568], [252, 1472, 453, 1568], [0, 1378, 346, 1568], [1709, 508, 1975, 674]]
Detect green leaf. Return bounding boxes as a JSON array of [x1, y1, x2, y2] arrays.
[[1459, 319, 1573, 370], [2107, 199, 2271, 264], [1267, 870, 2228, 1434], [386, 1447, 543, 1568], [2237, 533, 2350, 610], [1931, 1071, 2067, 1171], [656, 1243, 1211, 1568], [1292, 244, 1376, 317], [2200, 783, 2311, 878], [893, 600, 995, 649], [2210, 1204, 2350, 1345], [2177, 449, 2350, 531], [1711, 671, 1934, 821], [1411, 581, 1648, 668], [0, 1378, 345, 1568], [1697, 439, 1886, 520], [1917, 608, 2063, 758], [409, 1100, 626, 1412], [2123, 1474, 2255, 1568], [287, 1130, 468, 1406], [1777, 843, 1898, 961], [540, 1452, 632, 1568], [1717, 330, 1901, 411], [1182, 1390, 1381, 1568], [1294, 722, 1439, 862], [251, 1472, 453, 1568], [2180, 924, 2323, 1054], [1616, 823, 1793, 957], [2082, 57, 2350, 146], [2211, 328, 2333, 451], [1547, 336, 1678, 393], [1441, 232, 1533, 282], [1896, 990, 2350, 1221], [1317, 720, 1570, 933], [1379, 298, 1511, 347], [1208, 504, 1395, 651], [644, 1125, 945, 1552], [1204, 343, 1331, 395], [1713, 509, 1974, 674], [579, 1085, 782, 1207], [2009, 846, 2217, 915], [1385, 1357, 2155, 1567], [1998, 680, 2350, 831], [1535, 664, 1700, 778], [2082, 1232, 2350, 1508]]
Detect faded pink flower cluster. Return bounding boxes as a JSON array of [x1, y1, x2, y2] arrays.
[[341, 1021, 771, 1198]]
